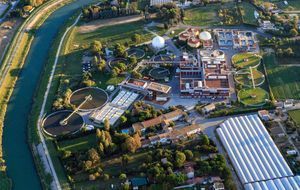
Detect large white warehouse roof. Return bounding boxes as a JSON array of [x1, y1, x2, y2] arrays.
[[217, 115, 300, 189]]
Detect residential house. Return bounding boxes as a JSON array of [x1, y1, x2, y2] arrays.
[[132, 109, 185, 133]]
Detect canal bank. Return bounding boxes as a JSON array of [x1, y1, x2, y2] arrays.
[[2, 0, 96, 189]]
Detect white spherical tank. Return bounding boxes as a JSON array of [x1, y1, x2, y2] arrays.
[[199, 31, 212, 41], [152, 36, 165, 49]]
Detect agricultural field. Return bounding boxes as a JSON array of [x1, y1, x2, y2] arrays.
[[264, 53, 300, 100], [183, 5, 220, 26], [238, 2, 259, 26], [288, 109, 300, 126]]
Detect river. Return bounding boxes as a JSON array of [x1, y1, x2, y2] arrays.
[[3, 0, 95, 189]]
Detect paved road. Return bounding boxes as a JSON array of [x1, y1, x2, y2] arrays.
[[191, 115, 245, 190], [0, 1, 20, 23]]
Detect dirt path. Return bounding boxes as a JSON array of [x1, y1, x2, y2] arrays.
[[77, 15, 143, 33]]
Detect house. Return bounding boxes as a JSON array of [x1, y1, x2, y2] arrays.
[[148, 124, 201, 145], [284, 99, 294, 108], [202, 103, 216, 114], [130, 177, 148, 190], [258, 110, 271, 121], [213, 182, 225, 190], [132, 109, 185, 133], [185, 166, 195, 179]]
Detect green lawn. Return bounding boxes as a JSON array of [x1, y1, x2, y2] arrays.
[[264, 53, 300, 100], [232, 53, 261, 69], [184, 5, 220, 26], [288, 109, 300, 125], [74, 20, 159, 48], [238, 2, 258, 26], [238, 87, 269, 106], [57, 133, 97, 152]]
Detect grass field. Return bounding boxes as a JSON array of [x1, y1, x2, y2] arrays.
[[264, 52, 300, 100], [184, 5, 220, 26], [238, 2, 258, 26], [288, 109, 300, 125], [74, 21, 160, 48], [57, 134, 97, 152], [238, 87, 269, 106], [232, 53, 261, 69]]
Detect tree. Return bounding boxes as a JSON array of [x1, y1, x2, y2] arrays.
[[98, 142, 104, 155], [201, 134, 210, 146], [184, 150, 193, 161], [97, 59, 106, 72], [175, 151, 186, 167], [120, 115, 127, 123], [290, 28, 298, 37], [83, 160, 93, 171], [114, 43, 128, 58], [89, 174, 96, 181], [62, 150, 72, 159], [131, 34, 141, 43], [88, 148, 100, 164], [119, 173, 127, 180], [122, 137, 139, 153], [121, 154, 130, 167], [111, 67, 120, 77], [129, 56, 137, 65], [90, 40, 102, 55], [103, 174, 110, 181], [133, 133, 142, 148], [131, 70, 142, 79], [104, 118, 110, 131]]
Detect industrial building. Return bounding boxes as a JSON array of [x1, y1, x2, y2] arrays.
[[217, 115, 300, 189], [90, 90, 139, 125], [179, 50, 229, 99]]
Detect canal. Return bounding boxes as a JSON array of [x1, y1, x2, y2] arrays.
[[3, 0, 95, 189]]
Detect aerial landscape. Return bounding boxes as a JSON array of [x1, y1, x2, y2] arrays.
[[0, 0, 300, 189]]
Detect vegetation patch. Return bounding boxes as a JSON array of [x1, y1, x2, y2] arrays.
[[232, 53, 261, 69], [264, 52, 300, 100], [288, 109, 300, 126], [238, 2, 259, 26], [74, 21, 156, 48], [235, 69, 265, 87], [184, 5, 220, 26], [238, 87, 269, 106], [57, 133, 97, 152]]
